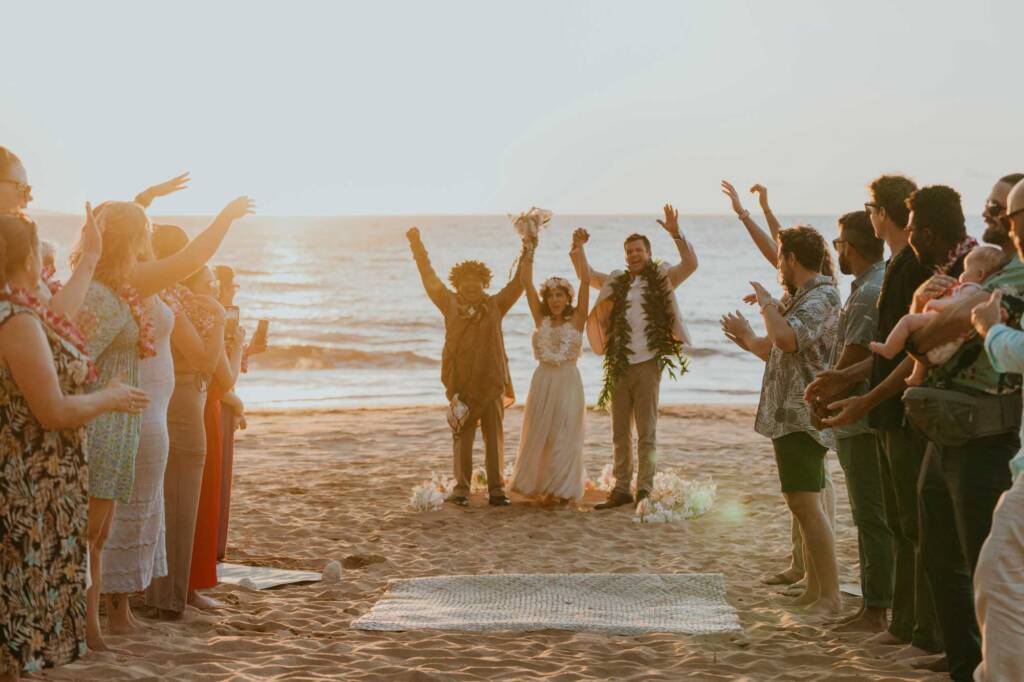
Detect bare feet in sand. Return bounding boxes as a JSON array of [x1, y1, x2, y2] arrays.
[[105, 594, 144, 635], [760, 568, 803, 586], [908, 654, 948, 672], [187, 591, 224, 611], [866, 630, 907, 647], [832, 606, 888, 633], [887, 645, 935, 661], [803, 597, 843, 617]]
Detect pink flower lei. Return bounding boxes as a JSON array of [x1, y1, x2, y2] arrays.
[[3, 287, 98, 382], [936, 236, 979, 276], [161, 284, 216, 339], [116, 284, 156, 360]]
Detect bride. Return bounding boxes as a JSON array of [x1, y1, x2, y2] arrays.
[[510, 230, 590, 502]]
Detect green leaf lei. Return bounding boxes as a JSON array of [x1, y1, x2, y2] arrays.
[[596, 262, 689, 410]]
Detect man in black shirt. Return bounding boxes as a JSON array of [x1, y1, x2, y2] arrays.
[[809, 175, 942, 658]]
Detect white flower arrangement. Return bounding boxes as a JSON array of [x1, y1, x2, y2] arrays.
[[509, 206, 553, 244], [634, 472, 717, 525], [409, 464, 518, 511], [408, 471, 455, 512]]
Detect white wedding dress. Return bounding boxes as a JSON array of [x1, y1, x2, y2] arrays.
[[510, 317, 587, 500], [101, 296, 174, 592]]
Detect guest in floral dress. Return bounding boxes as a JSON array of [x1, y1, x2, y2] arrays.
[[0, 214, 147, 679], [70, 195, 254, 650]]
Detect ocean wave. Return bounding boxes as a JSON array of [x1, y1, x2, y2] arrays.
[[250, 344, 438, 370]]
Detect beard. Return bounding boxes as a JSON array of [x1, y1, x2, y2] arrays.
[[983, 219, 1011, 247], [838, 253, 852, 275], [778, 266, 796, 296]]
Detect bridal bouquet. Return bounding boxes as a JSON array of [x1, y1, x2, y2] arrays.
[[509, 206, 553, 246]]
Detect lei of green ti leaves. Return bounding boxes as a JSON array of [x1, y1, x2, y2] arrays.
[[596, 262, 689, 410]]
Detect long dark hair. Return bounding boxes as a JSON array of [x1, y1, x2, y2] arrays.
[[539, 281, 575, 320]]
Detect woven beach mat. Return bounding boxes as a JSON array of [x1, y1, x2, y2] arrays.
[[352, 572, 742, 635]]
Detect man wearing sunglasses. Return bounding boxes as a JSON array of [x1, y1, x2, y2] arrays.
[[971, 178, 1024, 682], [0, 146, 32, 215], [982, 173, 1024, 257]]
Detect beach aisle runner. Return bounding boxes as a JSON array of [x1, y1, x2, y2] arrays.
[[352, 573, 742, 635]]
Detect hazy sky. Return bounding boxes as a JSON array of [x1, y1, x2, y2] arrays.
[[4, 1, 1022, 215]]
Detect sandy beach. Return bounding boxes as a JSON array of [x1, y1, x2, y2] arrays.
[[44, 405, 942, 681]]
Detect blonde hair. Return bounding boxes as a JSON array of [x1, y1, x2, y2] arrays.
[[70, 201, 152, 287]]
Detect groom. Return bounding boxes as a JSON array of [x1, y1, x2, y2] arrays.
[[574, 205, 698, 509], [406, 226, 527, 508]]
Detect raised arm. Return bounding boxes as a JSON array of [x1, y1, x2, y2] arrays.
[[134, 172, 190, 209], [571, 233, 591, 331], [0, 314, 148, 429], [130, 196, 254, 299], [521, 243, 542, 327], [751, 185, 782, 242], [495, 242, 528, 315], [722, 181, 778, 267], [656, 204, 698, 288], [48, 203, 100, 318], [571, 227, 608, 290], [406, 227, 455, 313]]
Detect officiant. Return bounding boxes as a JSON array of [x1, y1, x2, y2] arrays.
[[406, 226, 529, 508]]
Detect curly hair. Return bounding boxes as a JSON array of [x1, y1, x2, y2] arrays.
[[779, 225, 834, 278], [448, 260, 492, 289], [869, 174, 918, 228], [0, 213, 38, 288], [906, 185, 966, 245]]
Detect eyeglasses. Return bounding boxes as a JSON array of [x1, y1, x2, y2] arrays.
[[1008, 207, 1024, 221], [863, 202, 878, 214], [985, 199, 1006, 216], [832, 238, 847, 250], [0, 179, 31, 196]]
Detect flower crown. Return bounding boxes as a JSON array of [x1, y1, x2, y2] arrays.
[[540, 276, 575, 301]]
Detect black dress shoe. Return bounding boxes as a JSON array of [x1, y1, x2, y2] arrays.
[[447, 496, 470, 507], [635, 490, 650, 507], [594, 491, 634, 510], [488, 495, 511, 507]]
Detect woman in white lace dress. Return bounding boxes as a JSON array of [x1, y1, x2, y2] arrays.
[[100, 294, 175, 632], [510, 232, 591, 501]]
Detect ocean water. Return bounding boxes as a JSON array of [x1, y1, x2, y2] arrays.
[[35, 212, 986, 410]]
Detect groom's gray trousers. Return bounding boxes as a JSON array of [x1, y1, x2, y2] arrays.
[[611, 358, 660, 496]]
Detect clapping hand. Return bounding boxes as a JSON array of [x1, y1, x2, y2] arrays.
[[750, 281, 774, 308], [971, 289, 1007, 338], [721, 310, 754, 351], [219, 196, 255, 222], [656, 204, 682, 239], [78, 202, 103, 263]]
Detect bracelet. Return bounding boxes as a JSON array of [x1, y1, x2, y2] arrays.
[[737, 210, 750, 220]]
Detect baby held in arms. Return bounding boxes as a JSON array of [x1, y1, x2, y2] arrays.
[[870, 244, 1011, 386]]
